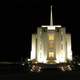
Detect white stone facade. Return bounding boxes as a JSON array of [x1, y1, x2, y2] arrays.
[[30, 6, 72, 64]]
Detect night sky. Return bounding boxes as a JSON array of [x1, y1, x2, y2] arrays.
[[0, 0, 80, 61]]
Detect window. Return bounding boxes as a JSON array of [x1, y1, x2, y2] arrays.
[[49, 52, 54, 58], [61, 35, 63, 41], [61, 44, 63, 49], [48, 42, 54, 48], [40, 42, 42, 49], [48, 35, 54, 40], [43, 28, 47, 32]]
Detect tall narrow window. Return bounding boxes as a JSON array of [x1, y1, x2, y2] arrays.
[[61, 35, 63, 41], [61, 44, 63, 49]]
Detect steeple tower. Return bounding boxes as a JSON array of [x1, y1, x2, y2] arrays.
[[50, 5, 53, 26], [42, 5, 61, 30]]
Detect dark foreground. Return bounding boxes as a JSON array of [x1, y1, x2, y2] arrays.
[[0, 64, 80, 80]]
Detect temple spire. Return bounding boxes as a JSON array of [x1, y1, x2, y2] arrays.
[[50, 5, 53, 26]]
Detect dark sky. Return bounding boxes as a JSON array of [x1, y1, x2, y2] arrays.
[[0, 0, 80, 61]]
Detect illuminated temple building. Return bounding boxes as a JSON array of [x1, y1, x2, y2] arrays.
[[30, 6, 72, 64]]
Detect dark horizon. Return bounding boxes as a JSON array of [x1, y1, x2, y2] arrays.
[[0, 0, 80, 61]]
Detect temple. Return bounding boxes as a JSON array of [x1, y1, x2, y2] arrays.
[[30, 5, 72, 64]]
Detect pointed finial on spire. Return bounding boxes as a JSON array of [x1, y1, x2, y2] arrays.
[[50, 5, 53, 26]]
